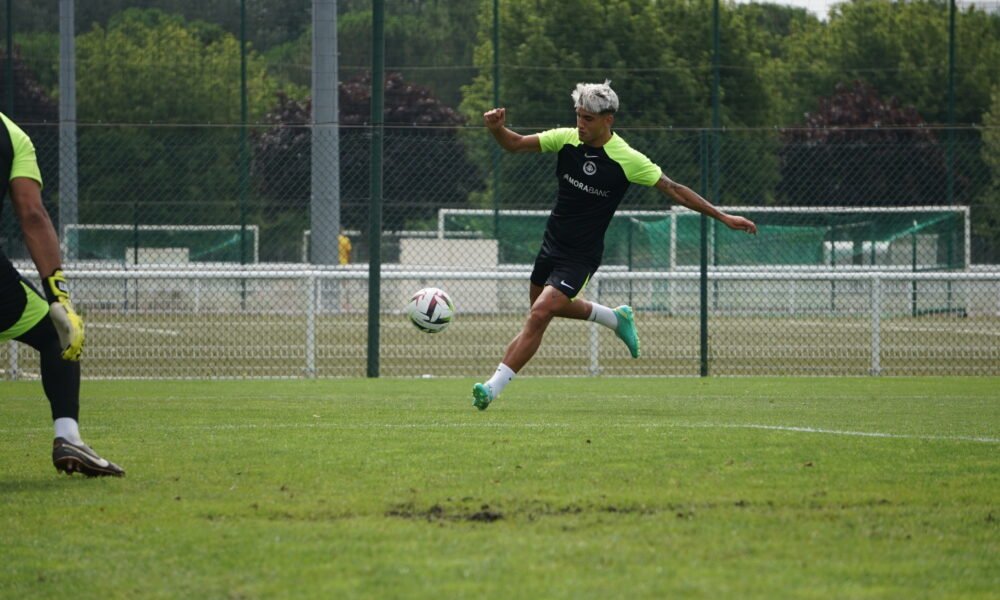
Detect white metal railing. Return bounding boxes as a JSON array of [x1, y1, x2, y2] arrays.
[[4, 266, 999, 379]]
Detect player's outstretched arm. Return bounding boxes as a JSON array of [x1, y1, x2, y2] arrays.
[[655, 174, 757, 235], [10, 177, 86, 360], [10, 177, 62, 277], [483, 108, 541, 153]]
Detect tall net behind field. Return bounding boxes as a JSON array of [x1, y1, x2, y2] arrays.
[[640, 209, 967, 270]]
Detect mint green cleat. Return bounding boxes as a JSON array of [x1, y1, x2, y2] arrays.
[[614, 305, 641, 358], [472, 383, 494, 411]]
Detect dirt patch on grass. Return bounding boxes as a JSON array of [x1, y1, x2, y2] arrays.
[[386, 502, 504, 523]]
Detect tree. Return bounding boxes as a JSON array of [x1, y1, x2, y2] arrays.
[[0, 45, 59, 246], [265, 2, 480, 108], [778, 0, 1000, 127], [77, 8, 277, 124], [460, 0, 781, 214], [978, 85, 1000, 262], [72, 9, 282, 231], [778, 80, 953, 207], [252, 72, 481, 260], [0, 45, 57, 122]]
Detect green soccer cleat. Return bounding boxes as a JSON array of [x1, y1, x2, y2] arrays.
[[614, 305, 641, 358], [472, 383, 494, 411]]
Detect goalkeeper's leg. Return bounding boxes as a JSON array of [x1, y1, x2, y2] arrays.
[[12, 281, 124, 477], [16, 312, 80, 423]]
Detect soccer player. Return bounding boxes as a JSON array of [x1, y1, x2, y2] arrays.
[[0, 111, 124, 476], [472, 81, 757, 410]]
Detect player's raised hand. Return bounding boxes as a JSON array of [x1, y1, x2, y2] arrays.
[[483, 107, 506, 131]]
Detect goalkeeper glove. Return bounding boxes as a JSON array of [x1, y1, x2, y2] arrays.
[[44, 269, 85, 361]]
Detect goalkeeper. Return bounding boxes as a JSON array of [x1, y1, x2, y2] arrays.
[[0, 112, 123, 476], [473, 81, 757, 410]]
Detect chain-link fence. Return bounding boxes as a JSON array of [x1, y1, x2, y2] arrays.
[[2, 1, 999, 379], [2, 123, 998, 378]]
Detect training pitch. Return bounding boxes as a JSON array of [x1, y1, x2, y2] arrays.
[[1, 377, 997, 598]]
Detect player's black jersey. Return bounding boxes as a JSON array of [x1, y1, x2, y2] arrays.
[[0, 113, 45, 289], [536, 128, 661, 267]]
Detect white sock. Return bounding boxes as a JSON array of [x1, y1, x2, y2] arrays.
[[588, 303, 619, 330], [54, 417, 83, 444], [485, 363, 516, 398]]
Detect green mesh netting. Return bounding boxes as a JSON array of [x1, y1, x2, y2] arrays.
[[67, 227, 257, 263], [443, 209, 966, 269]]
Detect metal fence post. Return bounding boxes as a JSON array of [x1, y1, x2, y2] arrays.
[[306, 275, 317, 378], [7, 341, 17, 381], [870, 275, 882, 376], [589, 277, 601, 376]]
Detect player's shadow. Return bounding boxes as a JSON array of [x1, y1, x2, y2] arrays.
[[0, 477, 105, 493]]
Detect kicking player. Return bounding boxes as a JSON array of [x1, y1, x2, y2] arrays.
[[473, 80, 757, 410], [0, 111, 124, 476]]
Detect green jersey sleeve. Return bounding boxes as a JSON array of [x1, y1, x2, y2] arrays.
[[605, 134, 662, 186], [1, 113, 43, 187], [537, 128, 580, 153]]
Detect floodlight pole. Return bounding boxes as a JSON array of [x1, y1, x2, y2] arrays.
[[311, 0, 340, 264], [946, 0, 956, 206], [239, 0, 248, 266], [58, 0, 78, 258], [367, 0, 385, 378]]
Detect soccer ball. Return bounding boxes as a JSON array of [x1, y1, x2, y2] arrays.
[[407, 287, 455, 333]]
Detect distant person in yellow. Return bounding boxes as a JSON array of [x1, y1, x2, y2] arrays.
[[0, 112, 123, 476], [338, 231, 352, 265]]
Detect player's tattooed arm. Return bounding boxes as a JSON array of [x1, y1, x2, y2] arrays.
[[655, 174, 757, 234]]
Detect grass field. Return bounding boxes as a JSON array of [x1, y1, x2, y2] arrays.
[[1, 377, 997, 598]]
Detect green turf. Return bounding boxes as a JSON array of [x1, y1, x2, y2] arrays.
[[1, 378, 997, 598]]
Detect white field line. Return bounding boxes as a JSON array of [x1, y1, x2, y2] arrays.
[[88, 323, 181, 336], [679, 423, 999, 444], [4, 420, 994, 444], [790, 319, 1000, 337]]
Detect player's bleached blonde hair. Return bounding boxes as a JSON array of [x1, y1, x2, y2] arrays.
[[572, 80, 619, 114]]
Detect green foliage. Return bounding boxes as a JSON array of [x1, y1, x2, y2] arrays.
[[779, 80, 950, 207], [978, 85, 1000, 261], [269, 2, 481, 109], [3, 33, 59, 99], [0, 378, 997, 597], [69, 9, 282, 229], [779, 0, 1000, 126], [460, 0, 780, 209], [76, 8, 278, 124], [252, 73, 482, 259]]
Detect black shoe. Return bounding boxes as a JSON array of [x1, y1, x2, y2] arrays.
[[53, 437, 125, 477]]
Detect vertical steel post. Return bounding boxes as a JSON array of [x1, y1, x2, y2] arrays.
[[58, 0, 78, 258], [699, 132, 709, 377], [238, 0, 249, 308], [240, 0, 249, 265], [492, 0, 501, 253], [367, 0, 385, 378], [870, 276, 882, 376], [311, 0, 340, 264], [946, 0, 956, 206]]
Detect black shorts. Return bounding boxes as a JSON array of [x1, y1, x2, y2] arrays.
[[0, 272, 49, 341], [529, 250, 595, 300]]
